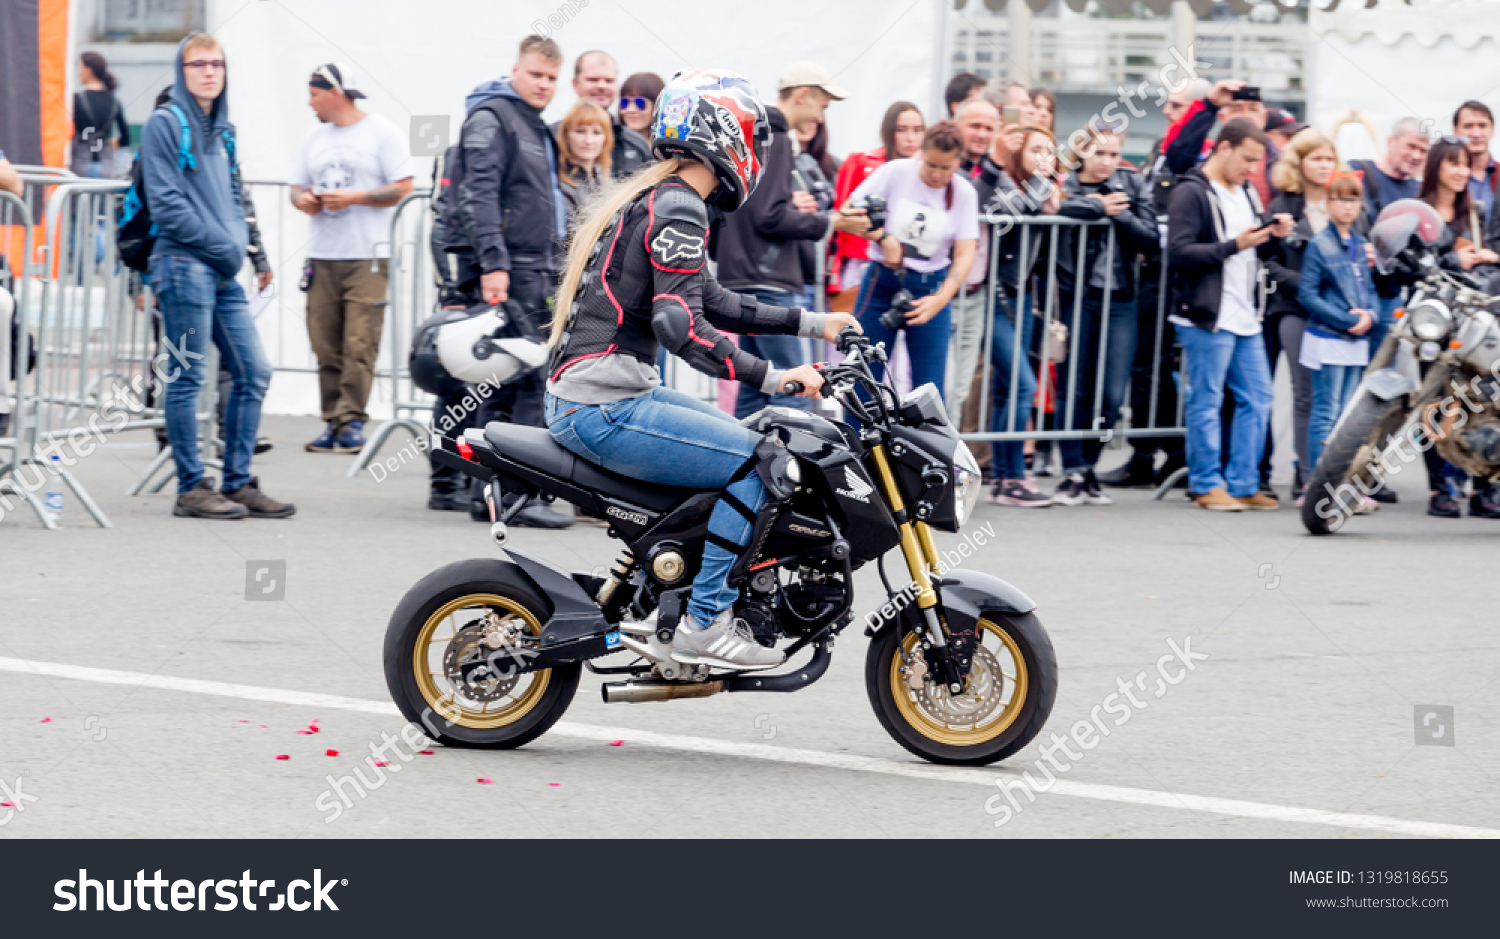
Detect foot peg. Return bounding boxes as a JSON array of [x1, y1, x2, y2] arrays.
[[655, 588, 687, 644], [489, 521, 508, 546]]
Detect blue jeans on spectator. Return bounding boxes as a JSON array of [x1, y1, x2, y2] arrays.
[[1178, 324, 1273, 498], [1057, 289, 1130, 474], [1368, 293, 1402, 354], [546, 386, 765, 628], [150, 254, 271, 495], [989, 292, 1036, 481], [735, 287, 814, 419], [1306, 363, 1363, 471], [854, 263, 953, 396], [1105, 296, 1138, 425]]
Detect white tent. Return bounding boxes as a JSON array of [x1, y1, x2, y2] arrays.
[[203, 0, 943, 416], [1309, 0, 1500, 161]]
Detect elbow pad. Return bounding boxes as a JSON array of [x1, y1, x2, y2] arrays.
[[652, 303, 692, 354]]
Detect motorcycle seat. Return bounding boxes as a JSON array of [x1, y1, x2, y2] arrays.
[[480, 423, 705, 513]]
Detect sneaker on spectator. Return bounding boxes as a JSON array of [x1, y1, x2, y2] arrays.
[[1237, 492, 1279, 511], [1469, 484, 1500, 518], [333, 420, 366, 453], [305, 421, 337, 452], [1079, 469, 1111, 505], [1352, 496, 1379, 515], [1194, 487, 1245, 512], [254, 437, 274, 455], [1428, 484, 1462, 518], [990, 478, 1052, 507], [428, 488, 469, 512]]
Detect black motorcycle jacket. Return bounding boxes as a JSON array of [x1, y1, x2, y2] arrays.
[[548, 176, 820, 395]]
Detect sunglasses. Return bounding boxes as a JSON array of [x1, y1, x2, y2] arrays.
[[619, 96, 650, 112], [184, 59, 225, 71]]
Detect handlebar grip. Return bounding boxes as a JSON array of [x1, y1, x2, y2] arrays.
[[783, 380, 805, 395]]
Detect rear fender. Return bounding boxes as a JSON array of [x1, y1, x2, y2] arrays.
[[505, 548, 611, 647]]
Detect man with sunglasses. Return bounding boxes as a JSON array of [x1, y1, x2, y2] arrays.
[[561, 50, 650, 179], [140, 32, 293, 520]]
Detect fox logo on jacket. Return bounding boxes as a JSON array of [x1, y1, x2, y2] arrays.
[[651, 226, 705, 264]]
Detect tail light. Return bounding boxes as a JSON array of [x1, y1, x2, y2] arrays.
[[456, 438, 475, 462]]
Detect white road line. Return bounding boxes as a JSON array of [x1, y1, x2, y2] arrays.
[[5, 655, 1495, 839]]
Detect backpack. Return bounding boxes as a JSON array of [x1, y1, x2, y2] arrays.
[[117, 102, 237, 272]]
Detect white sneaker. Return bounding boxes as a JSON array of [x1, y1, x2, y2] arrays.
[[670, 609, 784, 670]]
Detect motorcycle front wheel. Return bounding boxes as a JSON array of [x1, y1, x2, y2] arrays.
[[1301, 390, 1411, 535], [866, 612, 1056, 766], [384, 559, 580, 749]]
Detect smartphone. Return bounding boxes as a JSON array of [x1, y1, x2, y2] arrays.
[[1002, 105, 1022, 126]]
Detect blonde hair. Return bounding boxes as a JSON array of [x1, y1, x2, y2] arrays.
[[182, 32, 221, 57], [548, 158, 684, 349], [557, 101, 614, 184], [1271, 127, 1340, 194]]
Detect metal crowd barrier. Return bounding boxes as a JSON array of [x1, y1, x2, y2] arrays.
[[957, 215, 1187, 496]]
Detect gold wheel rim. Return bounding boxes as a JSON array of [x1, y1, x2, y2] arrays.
[[413, 593, 551, 730], [891, 617, 1028, 747]]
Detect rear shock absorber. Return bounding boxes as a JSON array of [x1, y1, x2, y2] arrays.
[[595, 548, 638, 622]]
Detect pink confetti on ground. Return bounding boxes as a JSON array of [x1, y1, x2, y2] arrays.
[[325, 749, 339, 756], [306, 726, 320, 733], [237, 719, 248, 723], [476, 778, 493, 784], [547, 782, 561, 787], [295, 730, 313, 735], [608, 740, 623, 747], [38, 717, 51, 723], [0, 802, 11, 807], [372, 760, 391, 767], [257, 724, 267, 728], [419, 750, 435, 755], [275, 754, 290, 760]]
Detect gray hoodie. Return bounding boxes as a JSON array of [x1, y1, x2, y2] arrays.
[[141, 33, 248, 278]]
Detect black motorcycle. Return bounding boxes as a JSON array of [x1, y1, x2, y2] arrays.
[[384, 329, 1057, 766]]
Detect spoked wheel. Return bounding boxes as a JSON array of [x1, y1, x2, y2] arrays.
[[866, 612, 1056, 766], [384, 559, 580, 748], [1301, 390, 1411, 535]]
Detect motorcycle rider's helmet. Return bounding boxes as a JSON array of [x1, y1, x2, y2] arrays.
[[650, 69, 770, 211], [1371, 198, 1447, 275], [409, 301, 549, 398]]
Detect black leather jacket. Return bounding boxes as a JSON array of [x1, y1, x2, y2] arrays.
[[1055, 166, 1158, 298]]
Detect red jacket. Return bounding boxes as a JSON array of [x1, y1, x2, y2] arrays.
[[832, 146, 886, 263]]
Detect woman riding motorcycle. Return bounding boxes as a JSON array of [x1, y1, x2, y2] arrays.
[[544, 69, 860, 670]]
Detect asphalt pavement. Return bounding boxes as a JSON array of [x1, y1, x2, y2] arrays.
[[1, 415, 1496, 839]]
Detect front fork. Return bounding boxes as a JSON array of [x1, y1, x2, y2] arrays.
[[868, 445, 966, 694]]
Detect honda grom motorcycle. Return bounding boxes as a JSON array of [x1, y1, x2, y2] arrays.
[[384, 330, 1057, 765]]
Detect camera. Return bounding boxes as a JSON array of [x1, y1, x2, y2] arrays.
[[851, 194, 887, 232], [880, 288, 915, 331]]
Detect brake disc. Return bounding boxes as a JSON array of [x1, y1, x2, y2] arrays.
[[917, 644, 1005, 726], [442, 613, 532, 702]]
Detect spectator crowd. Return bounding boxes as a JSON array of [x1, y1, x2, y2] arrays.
[[16, 34, 1500, 526]]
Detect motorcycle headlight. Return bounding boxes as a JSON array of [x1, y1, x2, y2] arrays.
[[1407, 300, 1452, 342], [952, 439, 981, 528]]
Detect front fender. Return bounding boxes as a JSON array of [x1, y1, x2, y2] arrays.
[[1363, 367, 1419, 402], [863, 568, 1036, 642]]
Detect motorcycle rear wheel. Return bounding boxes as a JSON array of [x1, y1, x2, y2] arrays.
[[1301, 391, 1409, 535], [866, 612, 1056, 766], [384, 559, 580, 749]]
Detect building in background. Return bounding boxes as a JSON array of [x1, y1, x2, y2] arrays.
[[77, 0, 206, 137], [943, 0, 1307, 163]]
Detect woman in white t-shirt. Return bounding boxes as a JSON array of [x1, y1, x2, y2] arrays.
[[845, 123, 979, 399]]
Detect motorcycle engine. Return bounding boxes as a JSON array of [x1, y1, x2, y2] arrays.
[[1436, 381, 1500, 479]]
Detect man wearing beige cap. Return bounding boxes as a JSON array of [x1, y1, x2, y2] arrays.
[[714, 61, 871, 417]]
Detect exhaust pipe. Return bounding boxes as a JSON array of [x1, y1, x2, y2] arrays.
[[601, 679, 725, 704]]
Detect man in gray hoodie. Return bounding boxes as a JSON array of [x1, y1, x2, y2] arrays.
[[142, 32, 293, 520]]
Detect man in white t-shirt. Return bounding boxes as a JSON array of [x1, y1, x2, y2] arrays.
[[1165, 118, 1292, 512], [289, 63, 413, 453]]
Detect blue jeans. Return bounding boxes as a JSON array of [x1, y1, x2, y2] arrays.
[[150, 254, 271, 494], [988, 294, 1036, 481], [853, 263, 953, 395], [545, 386, 766, 628], [1307, 363, 1363, 471], [735, 287, 813, 419], [1178, 324, 1273, 497], [1368, 293, 1402, 354]]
